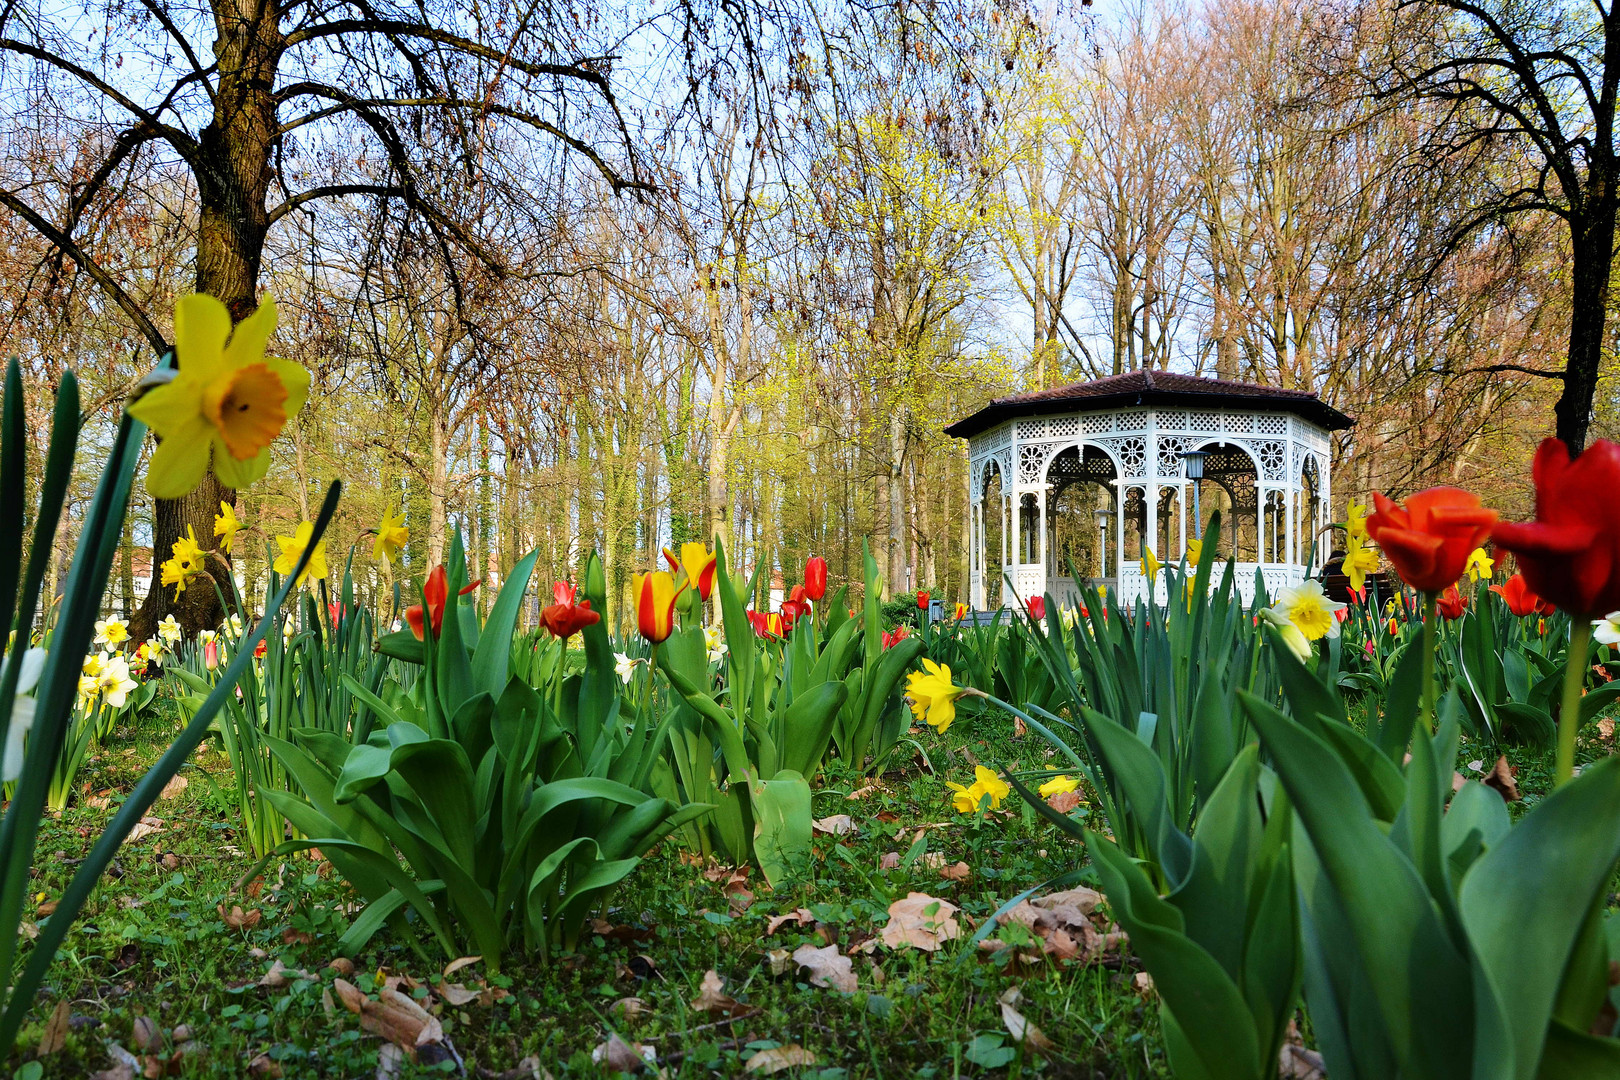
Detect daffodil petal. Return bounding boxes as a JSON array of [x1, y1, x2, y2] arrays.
[[213, 440, 270, 490], [127, 377, 206, 437], [173, 294, 232, 381], [222, 297, 277, 369], [264, 357, 310, 418], [143, 421, 215, 499]]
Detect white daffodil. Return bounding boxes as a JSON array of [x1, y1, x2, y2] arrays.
[[2, 648, 46, 782], [227, 613, 244, 638], [157, 614, 182, 644], [82, 652, 106, 679], [1258, 607, 1313, 663], [703, 626, 728, 664], [1059, 606, 1079, 631], [1262, 579, 1347, 642], [97, 656, 138, 709], [283, 620, 297, 642], [199, 629, 218, 645], [614, 651, 639, 685], [94, 617, 130, 648], [144, 636, 165, 658], [1595, 612, 1620, 647]]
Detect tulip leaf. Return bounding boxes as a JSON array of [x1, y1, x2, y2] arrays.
[[1085, 705, 1193, 886], [470, 550, 536, 698], [752, 769, 812, 889], [1458, 755, 1620, 1080]]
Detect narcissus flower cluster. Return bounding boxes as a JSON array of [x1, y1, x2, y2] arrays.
[[948, 765, 1009, 813]]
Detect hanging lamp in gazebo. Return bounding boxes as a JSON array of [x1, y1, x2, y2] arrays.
[[944, 370, 1354, 610]]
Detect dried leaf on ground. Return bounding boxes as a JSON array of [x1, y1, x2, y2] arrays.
[[442, 955, 482, 978], [127, 817, 164, 842], [611, 997, 648, 1022], [218, 905, 262, 930], [881, 893, 961, 952], [690, 969, 750, 1017], [259, 960, 313, 988], [793, 944, 857, 992], [765, 908, 815, 935], [591, 1033, 654, 1073], [1279, 1044, 1326, 1079], [437, 982, 480, 1007], [1597, 717, 1616, 744], [247, 1052, 283, 1077], [745, 1045, 817, 1073], [812, 814, 855, 835], [1133, 972, 1155, 997], [159, 776, 188, 801], [1485, 755, 1521, 802], [939, 861, 971, 882], [332, 978, 444, 1054], [878, 852, 901, 871], [764, 948, 794, 976], [998, 988, 1053, 1054], [38, 999, 69, 1055], [846, 784, 879, 800], [1045, 790, 1084, 814]]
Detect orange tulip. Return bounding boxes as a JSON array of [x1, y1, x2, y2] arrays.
[[1365, 488, 1498, 593], [634, 570, 684, 643]]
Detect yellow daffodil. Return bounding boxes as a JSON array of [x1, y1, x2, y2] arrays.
[[93, 618, 129, 647], [81, 653, 106, 679], [128, 294, 309, 498], [1142, 547, 1161, 581], [1465, 547, 1494, 583], [1346, 499, 1368, 542], [1263, 579, 1346, 642], [1185, 538, 1203, 565], [372, 507, 409, 563], [1038, 774, 1080, 798], [947, 765, 1010, 813], [160, 526, 207, 599], [1343, 536, 1380, 594], [905, 659, 967, 734], [214, 501, 243, 555], [273, 521, 328, 587]]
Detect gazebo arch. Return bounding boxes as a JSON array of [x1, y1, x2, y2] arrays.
[[947, 370, 1354, 609]]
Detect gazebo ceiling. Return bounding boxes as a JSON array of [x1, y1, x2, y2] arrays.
[[943, 370, 1355, 439]]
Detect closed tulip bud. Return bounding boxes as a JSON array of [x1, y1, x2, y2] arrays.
[[1493, 438, 1620, 617], [804, 556, 828, 601], [634, 571, 684, 643]]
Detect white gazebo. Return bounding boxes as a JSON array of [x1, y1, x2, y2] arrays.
[[945, 371, 1353, 610]]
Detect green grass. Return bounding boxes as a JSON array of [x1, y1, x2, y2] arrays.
[[4, 698, 1165, 1079], [7, 693, 1612, 1078]]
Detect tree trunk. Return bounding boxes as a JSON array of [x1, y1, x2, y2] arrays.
[[131, 0, 281, 639], [1557, 195, 1617, 452], [428, 403, 449, 568], [887, 406, 907, 595]]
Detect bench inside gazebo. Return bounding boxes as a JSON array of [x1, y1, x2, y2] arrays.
[[944, 370, 1354, 610]]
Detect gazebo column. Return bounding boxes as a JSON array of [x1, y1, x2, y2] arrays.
[[1037, 485, 1049, 599], [1144, 482, 1160, 604]]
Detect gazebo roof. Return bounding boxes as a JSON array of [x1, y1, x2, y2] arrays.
[[944, 370, 1354, 439]]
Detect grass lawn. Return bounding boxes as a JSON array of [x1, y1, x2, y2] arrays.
[[7, 694, 1611, 1079]]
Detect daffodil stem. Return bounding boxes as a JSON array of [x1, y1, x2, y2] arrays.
[[1421, 592, 1438, 735], [1557, 620, 1592, 788]]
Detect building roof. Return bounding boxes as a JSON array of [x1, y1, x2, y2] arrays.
[[943, 369, 1355, 439]]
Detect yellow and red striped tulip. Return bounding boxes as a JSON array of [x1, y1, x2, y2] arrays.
[[635, 571, 685, 643]]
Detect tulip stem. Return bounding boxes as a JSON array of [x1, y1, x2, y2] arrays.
[[1557, 620, 1592, 787], [1421, 592, 1438, 734]]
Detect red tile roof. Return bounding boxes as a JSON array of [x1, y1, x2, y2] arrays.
[[944, 369, 1353, 438]]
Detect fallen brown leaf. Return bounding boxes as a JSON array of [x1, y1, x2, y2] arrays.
[[1133, 972, 1155, 997], [764, 948, 794, 976], [939, 861, 971, 882], [247, 1052, 283, 1077], [437, 982, 480, 1007], [259, 960, 312, 988], [881, 893, 961, 952], [591, 1033, 653, 1073], [793, 943, 858, 992], [878, 852, 901, 871], [745, 1045, 817, 1073], [331, 978, 444, 1055], [998, 987, 1053, 1054], [690, 969, 751, 1017], [1279, 1043, 1327, 1079], [38, 999, 69, 1055], [442, 955, 482, 978], [127, 817, 163, 842], [159, 776, 188, 801], [1485, 756, 1521, 802], [765, 908, 815, 935], [36, 899, 57, 917], [1045, 790, 1084, 814], [812, 814, 855, 836], [218, 905, 262, 930], [611, 997, 648, 1022]]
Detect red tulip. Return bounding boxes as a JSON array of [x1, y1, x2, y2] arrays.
[[804, 556, 828, 601], [1437, 585, 1467, 620], [1027, 595, 1046, 620], [1365, 487, 1498, 593], [748, 609, 784, 639], [540, 580, 600, 639], [916, 590, 930, 610], [254, 639, 267, 659], [881, 624, 911, 649], [781, 596, 811, 626], [405, 566, 481, 640], [1491, 438, 1620, 617], [1489, 573, 1550, 618]]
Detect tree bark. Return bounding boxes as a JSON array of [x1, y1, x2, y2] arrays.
[[131, 0, 282, 640], [1558, 193, 1617, 452]]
